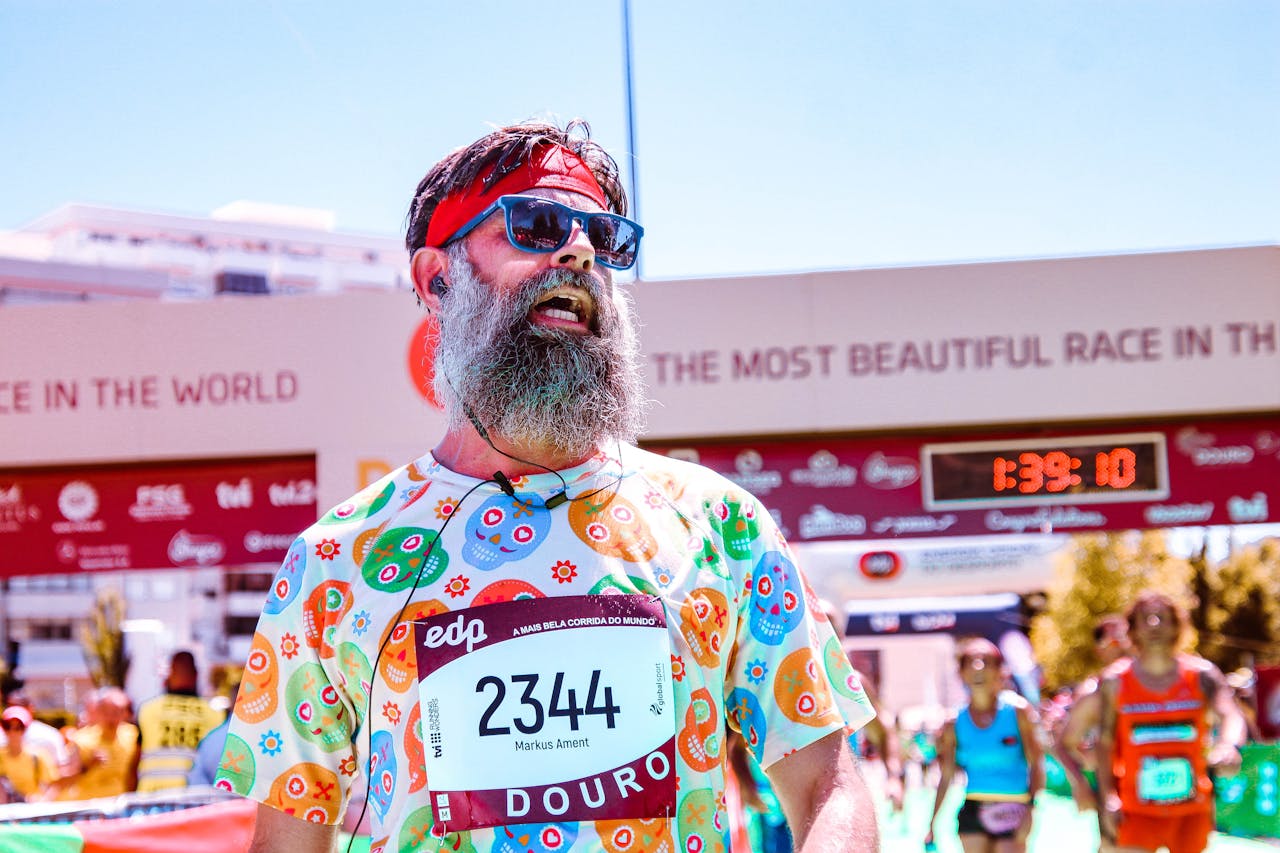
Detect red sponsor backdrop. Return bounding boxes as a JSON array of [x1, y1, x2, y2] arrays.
[[0, 455, 317, 576], [1257, 665, 1280, 741], [646, 415, 1280, 541]]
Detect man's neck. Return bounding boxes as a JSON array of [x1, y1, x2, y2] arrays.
[[1135, 648, 1177, 680], [968, 688, 998, 712], [433, 423, 597, 479]]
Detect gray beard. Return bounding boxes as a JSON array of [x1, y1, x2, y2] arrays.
[[432, 250, 646, 460]]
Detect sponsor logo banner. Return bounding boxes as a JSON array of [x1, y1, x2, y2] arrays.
[[0, 455, 316, 575], [648, 414, 1280, 540]]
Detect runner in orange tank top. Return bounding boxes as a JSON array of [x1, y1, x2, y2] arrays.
[[1095, 592, 1245, 853]]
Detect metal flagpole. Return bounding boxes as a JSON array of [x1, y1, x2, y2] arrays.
[[621, 0, 643, 281]]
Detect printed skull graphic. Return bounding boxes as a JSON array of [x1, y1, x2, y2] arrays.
[[378, 599, 448, 693], [266, 762, 342, 824], [462, 493, 551, 570], [726, 687, 768, 763], [361, 526, 446, 592], [680, 588, 730, 668], [302, 580, 353, 659], [399, 806, 478, 853], [235, 631, 279, 724], [677, 787, 727, 853], [213, 732, 255, 795], [285, 663, 353, 752], [596, 817, 673, 853], [335, 641, 373, 729], [404, 702, 427, 794], [678, 687, 722, 772], [748, 551, 804, 645], [368, 729, 398, 821], [569, 493, 659, 562], [263, 537, 307, 615], [471, 578, 545, 606], [320, 480, 394, 526], [704, 493, 759, 562], [823, 635, 866, 704], [690, 534, 728, 580], [773, 647, 842, 727], [493, 823, 580, 853], [352, 521, 389, 568]]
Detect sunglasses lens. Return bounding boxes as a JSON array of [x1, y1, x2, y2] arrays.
[[509, 199, 571, 252], [506, 198, 640, 269], [587, 215, 639, 269]]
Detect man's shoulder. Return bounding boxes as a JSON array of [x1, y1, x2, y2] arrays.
[[1100, 657, 1133, 681], [998, 689, 1033, 713], [628, 446, 761, 506], [310, 458, 424, 529], [289, 455, 434, 551], [1175, 653, 1215, 674]]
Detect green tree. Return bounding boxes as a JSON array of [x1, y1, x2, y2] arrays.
[[1198, 537, 1280, 673], [1031, 531, 1194, 691], [80, 586, 130, 687], [1187, 536, 1213, 647]]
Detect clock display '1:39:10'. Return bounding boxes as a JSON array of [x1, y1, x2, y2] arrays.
[[992, 447, 1138, 494]]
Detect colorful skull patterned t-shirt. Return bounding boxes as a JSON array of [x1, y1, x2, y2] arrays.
[[217, 444, 874, 852]]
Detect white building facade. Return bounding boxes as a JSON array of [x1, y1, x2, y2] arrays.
[[1, 203, 1277, 710]]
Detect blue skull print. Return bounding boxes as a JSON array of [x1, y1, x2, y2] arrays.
[[749, 550, 804, 645], [493, 822, 579, 853], [368, 729, 397, 822], [461, 493, 552, 570], [263, 537, 307, 615]]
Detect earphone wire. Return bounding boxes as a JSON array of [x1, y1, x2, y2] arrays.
[[462, 401, 626, 508], [343, 475, 492, 853]]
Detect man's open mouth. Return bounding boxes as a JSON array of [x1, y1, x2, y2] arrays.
[[530, 287, 594, 330]]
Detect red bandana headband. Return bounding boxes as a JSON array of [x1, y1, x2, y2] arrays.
[[424, 144, 609, 248]]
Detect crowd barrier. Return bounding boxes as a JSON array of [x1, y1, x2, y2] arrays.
[[1215, 743, 1279, 839], [1045, 744, 1278, 840], [0, 793, 254, 852], [0, 788, 374, 851]]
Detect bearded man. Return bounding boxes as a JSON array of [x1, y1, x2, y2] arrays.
[[220, 119, 878, 853]]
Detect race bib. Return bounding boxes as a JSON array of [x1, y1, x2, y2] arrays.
[[1130, 723, 1197, 745], [1137, 756, 1195, 804], [413, 594, 676, 831], [977, 802, 1029, 835]]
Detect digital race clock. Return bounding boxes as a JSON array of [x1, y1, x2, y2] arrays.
[[921, 432, 1169, 510]]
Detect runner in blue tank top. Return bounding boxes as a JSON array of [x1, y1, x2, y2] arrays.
[[926, 637, 1044, 853]]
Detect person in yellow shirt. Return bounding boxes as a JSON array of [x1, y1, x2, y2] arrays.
[[57, 687, 138, 801], [0, 706, 58, 802], [131, 650, 224, 792]]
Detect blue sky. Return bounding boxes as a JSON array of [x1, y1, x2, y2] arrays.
[[2, 1, 1277, 280]]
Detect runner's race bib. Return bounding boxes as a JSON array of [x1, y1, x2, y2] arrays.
[[1137, 756, 1195, 804], [977, 801, 1029, 835], [414, 595, 676, 831]]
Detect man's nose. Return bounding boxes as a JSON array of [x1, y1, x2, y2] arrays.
[[549, 222, 595, 273]]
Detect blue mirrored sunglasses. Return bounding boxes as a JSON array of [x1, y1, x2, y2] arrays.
[[445, 194, 644, 270]]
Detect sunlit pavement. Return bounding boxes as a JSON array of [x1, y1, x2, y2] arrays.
[[878, 786, 1277, 853]]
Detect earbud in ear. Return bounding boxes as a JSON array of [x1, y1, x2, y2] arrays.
[[429, 276, 450, 297]]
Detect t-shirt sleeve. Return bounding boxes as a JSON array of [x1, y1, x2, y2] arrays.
[[36, 752, 57, 787], [215, 525, 360, 824], [712, 489, 876, 769]]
